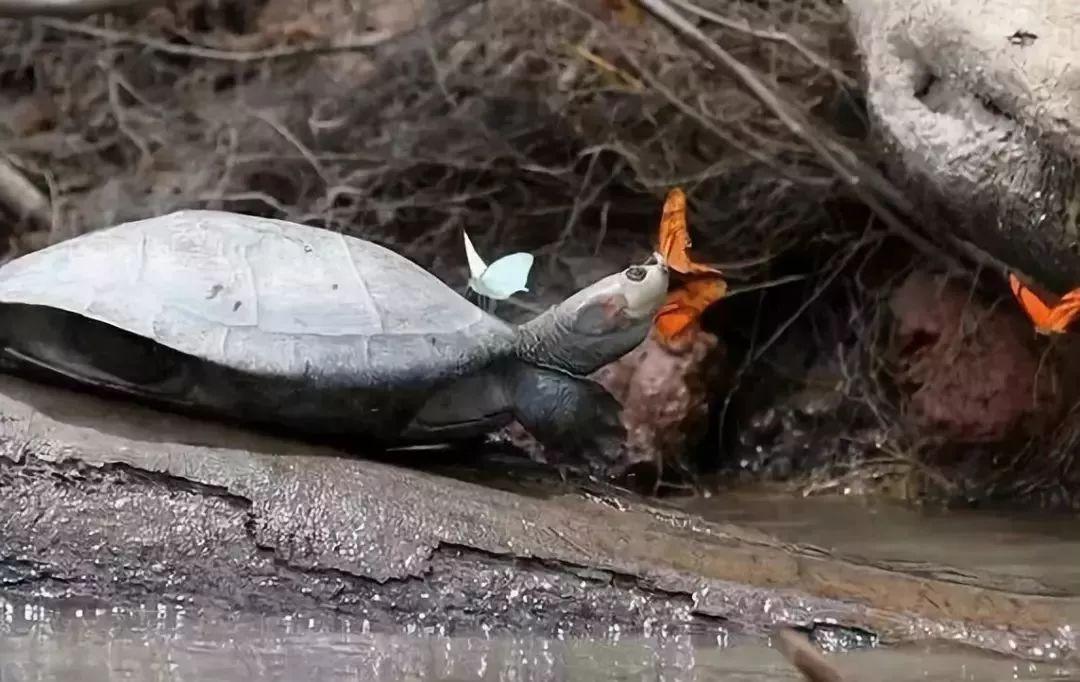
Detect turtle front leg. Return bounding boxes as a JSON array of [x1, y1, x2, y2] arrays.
[[507, 364, 626, 477]]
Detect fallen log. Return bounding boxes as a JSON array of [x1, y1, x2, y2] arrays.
[[0, 374, 1077, 660]]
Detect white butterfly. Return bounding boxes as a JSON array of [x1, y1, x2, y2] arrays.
[[462, 230, 534, 302]]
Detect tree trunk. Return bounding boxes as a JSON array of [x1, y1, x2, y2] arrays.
[[845, 0, 1080, 289]]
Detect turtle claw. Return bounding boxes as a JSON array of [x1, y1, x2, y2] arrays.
[[510, 364, 629, 479], [580, 431, 628, 478], [539, 446, 585, 484]]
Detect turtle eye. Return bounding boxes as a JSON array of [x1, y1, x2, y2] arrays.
[[625, 265, 646, 282]]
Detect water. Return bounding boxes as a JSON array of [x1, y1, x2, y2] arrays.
[[0, 598, 1076, 682], [4, 493, 1080, 681], [677, 491, 1080, 592]]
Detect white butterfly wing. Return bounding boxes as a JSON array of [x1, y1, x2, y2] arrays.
[[474, 253, 534, 300], [462, 230, 487, 279]]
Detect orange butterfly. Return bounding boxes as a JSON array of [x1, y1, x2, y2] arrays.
[[656, 188, 724, 277], [1008, 272, 1080, 335], [654, 278, 728, 342], [652, 187, 727, 346]]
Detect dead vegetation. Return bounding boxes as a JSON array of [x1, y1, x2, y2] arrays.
[[1, 0, 1077, 507], [0, 0, 874, 277]]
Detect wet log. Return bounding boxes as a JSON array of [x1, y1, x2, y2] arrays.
[[0, 374, 1077, 660]]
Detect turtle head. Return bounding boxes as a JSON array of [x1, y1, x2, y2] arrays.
[[515, 258, 669, 375]]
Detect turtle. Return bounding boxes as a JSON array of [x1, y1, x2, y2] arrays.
[[0, 210, 669, 466]]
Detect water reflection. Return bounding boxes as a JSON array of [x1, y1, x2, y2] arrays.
[[0, 597, 716, 681], [677, 492, 1080, 593], [0, 597, 1078, 681]]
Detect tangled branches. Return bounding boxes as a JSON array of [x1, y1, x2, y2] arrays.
[[0, 0, 870, 287]]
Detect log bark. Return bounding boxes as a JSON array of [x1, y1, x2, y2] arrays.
[[0, 374, 1077, 660]]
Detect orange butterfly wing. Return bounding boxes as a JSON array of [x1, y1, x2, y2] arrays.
[[1009, 272, 1055, 332], [657, 188, 723, 277], [652, 187, 729, 346], [654, 277, 728, 343], [1008, 272, 1080, 334], [1048, 290, 1080, 332]]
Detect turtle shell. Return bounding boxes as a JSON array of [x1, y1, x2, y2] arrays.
[[0, 211, 514, 391]]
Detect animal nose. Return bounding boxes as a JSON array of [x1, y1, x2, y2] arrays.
[[625, 265, 646, 282], [642, 252, 667, 271]]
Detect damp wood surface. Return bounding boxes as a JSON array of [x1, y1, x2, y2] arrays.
[[0, 374, 1076, 661]]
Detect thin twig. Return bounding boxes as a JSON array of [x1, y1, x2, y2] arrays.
[[750, 234, 872, 365], [607, 39, 813, 186], [947, 234, 1012, 276], [724, 273, 808, 298], [35, 17, 394, 62], [0, 156, 50, 229], [248, 109, 330, 187], [594, 200, 611, 256], [0, 0, 160, 17], [547, 1, 811, 186], [105, 67, 152, 167], [195, 191, 291, 216], [715, 228, 876, 450], [558, 150, 602, 247], [668, 0, 856, 88]]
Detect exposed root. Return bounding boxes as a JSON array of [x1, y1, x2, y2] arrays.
[[0, 154, 49, 230]]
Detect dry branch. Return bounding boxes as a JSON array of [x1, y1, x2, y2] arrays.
[[0, 0, 160, 16], [35, 17, 394, 61], [0, 156, 49, 229], [775, 629, 845, 682]]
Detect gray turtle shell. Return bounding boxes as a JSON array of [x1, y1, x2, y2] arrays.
[[0, 210, 514, 389]]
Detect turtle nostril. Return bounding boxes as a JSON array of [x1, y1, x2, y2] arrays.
[[625, 265, 646, 282]]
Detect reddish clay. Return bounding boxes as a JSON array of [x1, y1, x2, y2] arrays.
[[889, 270, 1062, 443]]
